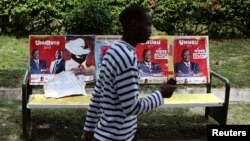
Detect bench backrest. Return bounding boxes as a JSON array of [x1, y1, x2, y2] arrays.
[[29, 35, 209, 85]]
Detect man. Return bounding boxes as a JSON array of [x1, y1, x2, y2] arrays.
[[30, 49, 47, 74], [81, 5, 176, 141], [174, 49, 203, 77], [50, 49, 65, 74], [138, 49, 163, 77]]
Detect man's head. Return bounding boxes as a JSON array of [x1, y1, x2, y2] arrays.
[[142, 49, 152, 62], [119, 5, 152, 44], [181, 49, 191, 62], [55, 49, 63, 60], [32, 49, 39, 60]]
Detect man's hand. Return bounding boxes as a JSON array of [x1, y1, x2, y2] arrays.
[[80, 131, 94, 141], [159, 78, 177, 98]]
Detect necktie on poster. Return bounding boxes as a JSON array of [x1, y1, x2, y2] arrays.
[[53, 61, 59, 73], [35, 60, 39, 68], [188, 63, 191, 73]]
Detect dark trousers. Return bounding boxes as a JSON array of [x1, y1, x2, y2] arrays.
[[132, 133, 139, 141]]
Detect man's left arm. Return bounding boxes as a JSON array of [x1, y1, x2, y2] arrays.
[[83, 80, 101, 132]]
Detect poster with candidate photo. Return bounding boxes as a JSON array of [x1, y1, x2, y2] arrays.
[[65, 35, 95, 83], [95, 35, 121, 79], [29, 35, 65, 85], [135, 38, 168, 84], [173, 36, 209, 84], [29, 35, 95, 85]]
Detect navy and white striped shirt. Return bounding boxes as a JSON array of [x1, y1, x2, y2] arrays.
[[84, 40, 164, 141]]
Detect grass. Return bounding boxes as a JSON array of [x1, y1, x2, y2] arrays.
[[209, 39, 250, 88], [0, 36, 250, 88], [0, 100, 250, 141], [0, 36, 29, 88]]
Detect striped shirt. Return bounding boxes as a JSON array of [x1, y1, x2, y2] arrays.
[[84, 40, 164, 141]]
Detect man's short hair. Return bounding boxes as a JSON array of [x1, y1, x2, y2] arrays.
[[119, 5, 148, 29]]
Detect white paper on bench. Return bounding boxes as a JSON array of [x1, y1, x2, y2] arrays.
[[44, 71, 86, 98]]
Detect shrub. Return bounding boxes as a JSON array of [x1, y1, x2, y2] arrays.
[[63, 0, 116, 35], [150, 0, 250, 38], [0, 0, 78, 36]]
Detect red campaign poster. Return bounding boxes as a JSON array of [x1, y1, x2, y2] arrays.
[[173, 36, 209, 84], [29, 35, 65, 85], [29, 35, 96, 85], [30, 35, 66, 70], [135, 39, 168, 84]]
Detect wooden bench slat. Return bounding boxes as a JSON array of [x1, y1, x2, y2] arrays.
[[27, 93, 223, 109], [27, 94, 91, 109], [141, 93, 223, 108]]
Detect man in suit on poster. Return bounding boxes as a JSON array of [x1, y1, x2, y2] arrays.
[[50, 49, 65, 74], [175, 49, 203, 77], [138, 49, 163, 77], [30, 49, 47, 74]]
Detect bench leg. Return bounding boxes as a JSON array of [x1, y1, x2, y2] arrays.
[[22, 108, 31, 140], [22, 106, 28, 140], [205, 105, 228, 125], [22, 80, 32, 140]]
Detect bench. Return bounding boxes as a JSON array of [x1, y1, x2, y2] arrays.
[[22, 35, 230, 139]]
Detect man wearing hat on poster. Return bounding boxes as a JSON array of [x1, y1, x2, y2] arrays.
[[65, 38, 95, 81]]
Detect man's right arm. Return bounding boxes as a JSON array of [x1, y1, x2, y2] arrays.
[[159, 78, 177, 98], [115, 67, 176, 116]]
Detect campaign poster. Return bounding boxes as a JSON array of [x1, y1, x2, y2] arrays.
[[173, 36, 209, 84], [65, 35, 96, 82], [135, 38, 168, 84], [150, 35, 175, 78], [95, 35, 121, 79], [29, 35, 65, 85], [29, 35, 95, 85]]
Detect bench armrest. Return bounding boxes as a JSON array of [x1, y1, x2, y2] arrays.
[[207, 70, 230, 104], [22, 70, 30, 105]]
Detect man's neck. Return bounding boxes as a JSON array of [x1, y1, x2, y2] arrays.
[[184, 61, 190, 66]]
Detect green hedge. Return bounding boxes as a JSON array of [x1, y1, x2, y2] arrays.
[[151, 0, 250, 37], [63, 0, 116, 34], [0, 0, 249, 38]]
